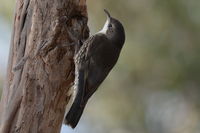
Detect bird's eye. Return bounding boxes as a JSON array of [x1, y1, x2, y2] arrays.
[[108, 24, 112, 28]]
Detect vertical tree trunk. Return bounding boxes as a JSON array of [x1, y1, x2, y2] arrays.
[[0, 0, 89, 133]]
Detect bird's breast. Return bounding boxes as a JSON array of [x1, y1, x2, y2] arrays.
[[92, 44, 120, 69]]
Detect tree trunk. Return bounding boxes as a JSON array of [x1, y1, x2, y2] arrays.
[[0, 0, 89, 132]]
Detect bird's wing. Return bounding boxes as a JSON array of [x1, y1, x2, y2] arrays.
[[74, 36, 94, 65], [74, 34, 108, 102], [75, 34, 107, 63], [85, 34, 108, 60]]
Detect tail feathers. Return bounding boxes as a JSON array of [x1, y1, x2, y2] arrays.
[[64, 102, 85, 128], [64, 68, 86, 128]]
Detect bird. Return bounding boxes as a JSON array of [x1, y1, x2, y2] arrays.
[[64, 9, 125, 128]]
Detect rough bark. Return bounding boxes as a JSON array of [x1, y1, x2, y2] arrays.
[[0, 0, 89, 133]]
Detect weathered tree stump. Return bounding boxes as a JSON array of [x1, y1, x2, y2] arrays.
[[0, 0, 89, 132]]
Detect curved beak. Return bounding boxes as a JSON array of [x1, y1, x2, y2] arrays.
[[104, 9, 111, 21]]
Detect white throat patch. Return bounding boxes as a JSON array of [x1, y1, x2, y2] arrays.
[[98, 19, 109, 34]]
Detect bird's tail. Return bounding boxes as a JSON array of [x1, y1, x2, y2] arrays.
[[64, 68, 86, 128], [64, 101, 86, 128]]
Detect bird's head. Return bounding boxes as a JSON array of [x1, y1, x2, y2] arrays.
[[99, 9, 125, 48]]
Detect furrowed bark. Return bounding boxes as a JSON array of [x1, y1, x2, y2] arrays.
[[0, 0, 89, 132]]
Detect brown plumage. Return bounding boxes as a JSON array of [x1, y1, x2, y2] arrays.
[[64, 9, 125, 128]]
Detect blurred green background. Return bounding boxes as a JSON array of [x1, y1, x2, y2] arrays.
[[1, 0, 200, 133]]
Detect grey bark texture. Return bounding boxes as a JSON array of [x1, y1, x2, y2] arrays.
[[0, 0, 89, 132]]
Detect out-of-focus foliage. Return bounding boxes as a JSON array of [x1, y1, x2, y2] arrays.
[[85, 0, 200, 133], [0, 77, 2, 98], [1, 0, 200, 133], [0, 0, 13, 99], [0, 0, 14, 21]]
